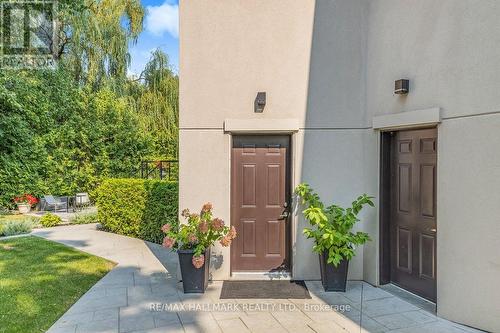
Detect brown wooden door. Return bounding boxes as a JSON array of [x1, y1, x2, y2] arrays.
[[231, 136, 290, 272], [390, 128, 437, 302]]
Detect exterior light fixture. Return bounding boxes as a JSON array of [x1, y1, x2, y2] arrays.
[[395, 79, 409, 94], [254, 92, 266, 113]]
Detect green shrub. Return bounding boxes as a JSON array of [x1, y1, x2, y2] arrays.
[[96, 179, 178, 243], [70, 212, 98, 225], [1, 218, 36, 236], [40, 213, 62, 228]]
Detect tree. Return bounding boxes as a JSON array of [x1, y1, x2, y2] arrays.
[[129, 50, 179, 159], [0, 69, 152, 208], [55, 0, 144, 89]]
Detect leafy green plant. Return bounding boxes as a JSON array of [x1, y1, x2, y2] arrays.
[[295, 183, 375, 267], [70, 212, 98, 225], [1, 218, 36, 236], [161, 203, 237, 268], [40, 214, 62, 228], [95, 179, 178, 243]]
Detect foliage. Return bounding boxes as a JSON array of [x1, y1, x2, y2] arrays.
[[0, 7, 179, 209], [0, 236, 114, 332], [295, 183, 374, 267], [0, 217, 37, 236], [128, 50, 179, 159], [161, 204, 237, 268], [55, 0, 144, 89], [13, 194, 39, 206], [70, 212, 98, 225], [40, 213, 63, 228], [95, 178, 178, 243], [0, 69, 153, 208]]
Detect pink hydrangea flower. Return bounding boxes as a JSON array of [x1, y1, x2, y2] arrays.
[[192, 255, 205, 268], [220, 235, 231, 247], [188, 234, 198, 243], [162, 236, 175, 249], [199, 221, 209, 233], [228, 226, 237, 239], [212, 218, 225, 231], [201, 202, 213, 213], [161, 224, 171, 233]]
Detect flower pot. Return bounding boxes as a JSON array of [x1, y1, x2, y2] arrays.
[[178, 249, 210, 293], [319, 251, 349, 292], [17, 204, 31, 214]]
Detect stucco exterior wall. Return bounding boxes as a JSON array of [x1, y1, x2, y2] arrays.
[[180, 0, 500, 331], [437, 116, 500, 331], [366, 1, 500, 331], [180, 0, 315, 129], [180, 0, 373, 281]]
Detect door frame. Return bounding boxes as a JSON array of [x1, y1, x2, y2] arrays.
[[229, 134, 293, 275], [379, 131, 393, 285], [379, 128, 438, 301]]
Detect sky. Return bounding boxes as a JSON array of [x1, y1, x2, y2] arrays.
[[129, 0, 179, 77]]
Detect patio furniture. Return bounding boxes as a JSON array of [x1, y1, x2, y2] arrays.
[[73, 193, 91, 211], [41, 195, 69, 213]]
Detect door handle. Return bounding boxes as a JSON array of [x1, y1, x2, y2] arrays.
[[279, 211, 289, 220], [428, 228, 437, 232]]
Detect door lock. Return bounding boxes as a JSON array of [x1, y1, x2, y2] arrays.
[[279, 202, 290, 220], [279, 211, 289, 220]]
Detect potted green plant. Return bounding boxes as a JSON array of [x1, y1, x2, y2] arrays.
[[13, 194, 39, 214], [295, 184, 374, 292], [161, 203, 237, 293]]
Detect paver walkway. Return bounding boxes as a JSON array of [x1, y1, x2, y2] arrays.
[[33, 224, 481, 333]]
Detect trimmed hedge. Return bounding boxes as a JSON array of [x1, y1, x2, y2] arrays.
[[96, 179, 178, 243]]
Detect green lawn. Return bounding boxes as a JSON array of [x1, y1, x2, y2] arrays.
[[0, 236, 115, 333]]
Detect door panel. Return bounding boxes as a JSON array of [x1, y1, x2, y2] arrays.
[[390, 128, 437, 302], [231, 136, 290, 272]]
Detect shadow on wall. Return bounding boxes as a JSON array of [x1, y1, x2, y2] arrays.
[[295, 0, 378, 281]]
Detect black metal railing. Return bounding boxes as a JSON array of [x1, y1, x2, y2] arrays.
[[139, 160, 179, 181]]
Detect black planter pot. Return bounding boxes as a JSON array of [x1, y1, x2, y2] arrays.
[[319, 251, 349, 292], [178, 249, 210, 293]]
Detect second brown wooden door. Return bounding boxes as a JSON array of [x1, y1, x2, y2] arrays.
[[390, 128, 437, 302], [231, 136, 290, 272]]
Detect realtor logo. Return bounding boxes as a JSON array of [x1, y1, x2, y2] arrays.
[[0, 0, 57, 69]]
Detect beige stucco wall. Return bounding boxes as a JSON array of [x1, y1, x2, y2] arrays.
[[180, 0, 316, 281], [180, 0, 500, 331], [366, 1, 500, 331], [437, 116, 500, 331], [180, 0, 374, 282], [180, 0, 315, 129]]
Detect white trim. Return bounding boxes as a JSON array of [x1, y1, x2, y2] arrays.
[[372, 108, 441, 131], [224, 118, 300, 133]]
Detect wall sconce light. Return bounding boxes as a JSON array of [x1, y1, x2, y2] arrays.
[[395, 79, 409, 95], [254, 92, 266, 113]]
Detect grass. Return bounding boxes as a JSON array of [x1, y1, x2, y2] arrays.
[[0, 236, 115, 333]]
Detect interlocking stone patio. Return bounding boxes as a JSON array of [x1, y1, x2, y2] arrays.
[[32, 224, 481, 333]]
